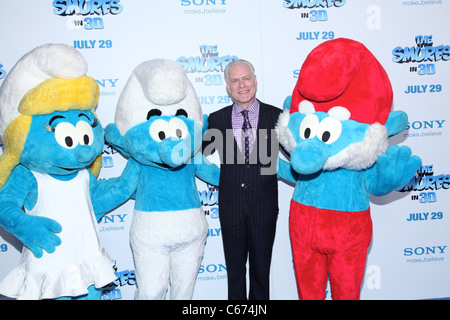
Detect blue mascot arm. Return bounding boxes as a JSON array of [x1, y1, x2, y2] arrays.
[[202, 114, 209, 136], [90, 158, 140, 220], [194, 152, 220, 186], [0, 165, 62, 258], [385, 110, 408, 137], [277, 158, 297, 184], [364, 110, 422, 196], [364, 144, 422, 196], [104, 123, 131, 158]]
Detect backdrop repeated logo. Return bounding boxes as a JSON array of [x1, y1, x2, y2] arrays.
[[400, 164, 450, 195], [177, 45, 237, 84], [392, 35, 450, 75], [283, 0, 346, 22], [404, 119, 445, 139], [53, 0, 123, 30], [176, 45, 237, 107]]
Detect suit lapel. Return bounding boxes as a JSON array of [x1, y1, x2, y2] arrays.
[[220, 106, 242, 164], [249, 102, 268, 160]]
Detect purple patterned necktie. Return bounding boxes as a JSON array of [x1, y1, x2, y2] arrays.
[[242, 110, 252, 164]]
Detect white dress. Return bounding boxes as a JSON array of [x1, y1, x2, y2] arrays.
[[0, 169, 116, 300]]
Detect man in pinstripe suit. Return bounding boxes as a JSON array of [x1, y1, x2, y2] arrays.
[[203, 59, 282, 300]]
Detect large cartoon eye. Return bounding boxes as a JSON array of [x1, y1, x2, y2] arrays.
[[76, 121, 94, 146], [317, 117, 342, 144], [149, 119, 170, 142], [299, 114, 319, 140], [54, 122, 78, 149], [169, 117, 188, 139]]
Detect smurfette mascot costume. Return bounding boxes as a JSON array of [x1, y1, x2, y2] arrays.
[[0, 44, 131, 300]]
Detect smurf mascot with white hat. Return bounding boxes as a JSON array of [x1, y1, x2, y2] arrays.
[[0, 44, 135, 300], [105, 59, 220, 300]]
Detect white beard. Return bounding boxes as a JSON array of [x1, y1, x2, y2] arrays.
[[275, 109, 389, 172]]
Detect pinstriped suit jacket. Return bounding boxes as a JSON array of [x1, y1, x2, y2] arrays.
[[204, 101, 282, 226]]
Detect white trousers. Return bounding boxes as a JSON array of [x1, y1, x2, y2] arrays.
[[130, 208, 208, 300]]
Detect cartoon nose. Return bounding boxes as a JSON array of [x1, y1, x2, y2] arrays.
[[74, 145, 98, 164], [290, 139, 329, 175], [159, 138, 191, 168]]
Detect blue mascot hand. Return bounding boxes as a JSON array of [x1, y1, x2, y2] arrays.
[[277, 158, 297, 184], [21, 216, 62, 258], [367, 144, 422, 196], [202, 114, 209, 136], [105, 123, 130, 157], [4, 213, 62, 258]]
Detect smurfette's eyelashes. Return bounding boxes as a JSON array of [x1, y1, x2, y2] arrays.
[[44, 123, 55, 132], [44, 117, 99, 132], [91, 117, 99, 128]]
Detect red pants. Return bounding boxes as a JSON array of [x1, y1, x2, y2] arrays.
[[289, 200, 373, 300]]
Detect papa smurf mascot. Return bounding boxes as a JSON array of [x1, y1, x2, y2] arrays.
[[0, 44, 134, 300], [105, 59, 220, 300], [276, 38, 422, 300]]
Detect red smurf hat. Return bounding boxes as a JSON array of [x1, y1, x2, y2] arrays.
[[290, 38, 393, 125]]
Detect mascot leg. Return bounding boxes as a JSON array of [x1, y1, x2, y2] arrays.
[[169, 208, 208, 300], [289, 200, 329, 300], [130, 211, 170, 300], [130, 209, 207, 300], [327, 211, 372, 300], [169, 233, 207, 299], [132, 250, 170, 300], [289, 200, 372, 300]]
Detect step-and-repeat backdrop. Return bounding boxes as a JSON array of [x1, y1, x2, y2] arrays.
[[0, 0, 449, 300]]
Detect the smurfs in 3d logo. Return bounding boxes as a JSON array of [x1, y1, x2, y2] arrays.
[[53, 0, 123, 30], [392, 35, 450, 75]]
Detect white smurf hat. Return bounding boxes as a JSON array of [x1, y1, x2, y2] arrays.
[[114, 58, 203, 135], [0, 43, 90, 137]]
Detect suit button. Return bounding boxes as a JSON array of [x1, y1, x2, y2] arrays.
[[241, 183, 245, 188]]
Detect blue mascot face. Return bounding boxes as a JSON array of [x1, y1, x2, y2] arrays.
[[106, 59, 209, 171], [122, 111, 202, 169], [287, 107, 372, 175], [19, 109, 104, 176]]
